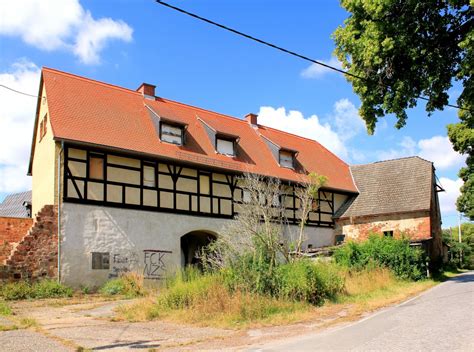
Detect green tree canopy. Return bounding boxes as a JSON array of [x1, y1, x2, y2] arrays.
[[333, 0, 473, 219]]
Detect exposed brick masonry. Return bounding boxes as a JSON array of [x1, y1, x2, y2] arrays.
[[0, 205, 58, 281], [0, 217, 33, 263]]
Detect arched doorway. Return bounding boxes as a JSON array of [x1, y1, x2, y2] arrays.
[[180, 231, 217, 268]]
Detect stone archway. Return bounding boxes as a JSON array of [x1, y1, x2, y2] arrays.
[[180, 230, 217, 268]]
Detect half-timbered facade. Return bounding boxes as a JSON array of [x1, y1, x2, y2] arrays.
[[24, 67, 360, 286], [20, 68, 436, 286]]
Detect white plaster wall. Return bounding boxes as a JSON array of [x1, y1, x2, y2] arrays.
[[60, 203, 336, 287]]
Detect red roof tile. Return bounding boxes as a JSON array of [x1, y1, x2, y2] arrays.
[[38, 67, 357, 193]]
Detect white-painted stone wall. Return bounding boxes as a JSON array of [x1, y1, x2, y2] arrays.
[[60, 203, 335, 287]]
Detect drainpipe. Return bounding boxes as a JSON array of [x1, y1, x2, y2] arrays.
[[57, 141, 64, 283]]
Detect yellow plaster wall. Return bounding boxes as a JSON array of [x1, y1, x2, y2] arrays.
[[32, 88, 58, 216]]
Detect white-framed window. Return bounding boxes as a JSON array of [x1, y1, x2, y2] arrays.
[[279, 150, 294, 168], [216, 138, 235, 156], [161, 123, 183, 145]]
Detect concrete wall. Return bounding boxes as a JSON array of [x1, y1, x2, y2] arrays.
[[60, 203, 335, 287], [335, 211, 432, 241], [32, 87, 58, 216]]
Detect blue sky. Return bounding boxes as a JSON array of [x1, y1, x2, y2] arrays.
[[0, 0, 468, 227]]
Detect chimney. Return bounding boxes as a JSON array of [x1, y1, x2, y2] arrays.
[[137, 83, 156, 99], [245, 113, 258, 126]]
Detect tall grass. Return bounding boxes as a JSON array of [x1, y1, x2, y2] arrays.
[[100, 272, 145, 298]]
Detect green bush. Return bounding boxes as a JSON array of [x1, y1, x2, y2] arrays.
[[33, 280, 73, 299], [100, 272, 145, 298], [0, 280, 73, 300], [1, 281, 32, 300], [275, 260, 344, 305], [334, 235, 427, 280]]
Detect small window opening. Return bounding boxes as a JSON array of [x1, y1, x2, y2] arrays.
[[279, 150, 294, 168], [89, 154, 104, 180], [216, 137, 235, 156], [161, 123, 183, 145], [383, 230, 394, 237], [92, 252, 110, 270]]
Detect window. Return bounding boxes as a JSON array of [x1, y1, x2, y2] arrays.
[[89, 155, 104, 180], [279, 150, 294, 168], [161, 123, 183, 145], [216, 138, 235, 156], [383, 230, 394, 237], [92, 252, 110, 270], [143, 164, 156, 187], [311, 199, 320, 211], [43, 114, 47, 136], [39, 114, 48, 141]]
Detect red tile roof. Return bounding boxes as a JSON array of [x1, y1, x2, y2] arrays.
[[36, 67, 357, 193]]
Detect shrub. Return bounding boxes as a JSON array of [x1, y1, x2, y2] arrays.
[[334, 235, 427, 280], [0, 280, 73, 300], [100, 272, 145, 298], [1, 281, 32, 300], [275, 260, 344, 305], [33, 280, 73, 299]]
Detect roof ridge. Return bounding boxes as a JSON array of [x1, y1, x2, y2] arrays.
[[351, 155, 432, 167], [42, 67, 142, 96], [158, 97, 250, 125]]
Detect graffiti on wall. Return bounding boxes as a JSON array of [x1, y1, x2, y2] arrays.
[[143, 249, 172, 279], [108, 251, 139, 279]]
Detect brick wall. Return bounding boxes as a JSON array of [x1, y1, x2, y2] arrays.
[[0, 205, 58, 281], [335, 211, 432, 242], [0, 217, 33, 263]]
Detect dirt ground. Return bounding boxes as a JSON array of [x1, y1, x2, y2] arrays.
[[1, 296, 370, 351]]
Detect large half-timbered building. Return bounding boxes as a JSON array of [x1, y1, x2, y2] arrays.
[[24, 67, 358, 286], [0, 67, 442, 286]]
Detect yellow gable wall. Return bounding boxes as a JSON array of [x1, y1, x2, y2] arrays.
[[32, 86, 59, 216]]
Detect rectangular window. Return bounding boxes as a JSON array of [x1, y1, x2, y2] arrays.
[[143, 164, 156, 187], [383, 230, 394, 237], [161, 123, 183, 145], [216, 138, 235, 156], [39, 121, 44, 141], [279, 150, 294, 168], [89, 155, 104, 180], [92, 252, 110, 270], [43, 114, 47, 136]]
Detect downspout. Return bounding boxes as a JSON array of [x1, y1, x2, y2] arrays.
[[57, 141, 64, 283]]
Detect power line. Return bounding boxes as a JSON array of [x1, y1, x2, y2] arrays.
[[155, 0, 471, 113], [0, 84, 37, 98]]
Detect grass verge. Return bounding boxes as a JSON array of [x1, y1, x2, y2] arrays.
[[115, 266, 441, 329]]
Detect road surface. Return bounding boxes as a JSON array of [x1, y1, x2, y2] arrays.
[[254, 271, 474, 351]]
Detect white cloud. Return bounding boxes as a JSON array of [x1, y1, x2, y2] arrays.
[[257, 106, 346, 158], [300, 56, 342, 79], [332, 98, 365, 141], [438, 177, 463, 214], [376, 135, 465, 170], [0, 60, 40, 194], [418, 136, 465, 170], [0, 0, 132, 64]]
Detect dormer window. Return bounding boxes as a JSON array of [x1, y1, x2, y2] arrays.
[[160, 122, 184, 145], [279, 150, 295, 168], [216, 137, 236, 156]]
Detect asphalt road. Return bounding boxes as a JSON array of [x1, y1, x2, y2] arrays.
[[254, 271, 474, 352]]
